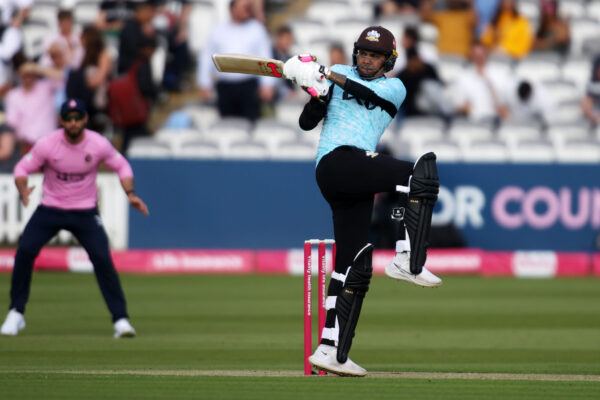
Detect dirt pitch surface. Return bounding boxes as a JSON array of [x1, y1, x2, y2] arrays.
[[14, 370, 600, 382]]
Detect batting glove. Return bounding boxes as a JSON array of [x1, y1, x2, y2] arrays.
[[284, 54, 330, 98]]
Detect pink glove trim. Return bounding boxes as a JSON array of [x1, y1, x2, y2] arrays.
[[299, 55, 314, 63], [306, 87, 319, 97]]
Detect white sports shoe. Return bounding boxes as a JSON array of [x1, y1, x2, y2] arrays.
[[308, 344, 367, 377], [113, 318, 136, 338], [1, 309, 26, 336], [385, 252, 442, 287]]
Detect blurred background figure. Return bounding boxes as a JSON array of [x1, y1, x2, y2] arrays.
[[582, 56, 600, 126], [388, 25, 438, 77], [5, 62, 64, 154], [154, 0, 192, 92], [118, 0, 157, 74], [41, 42, 69, 112], [474, 0, 500, 36], [66, 26, 113, 134], [420, 0, 477, 58], [272, 24, 293, 62], [505, 79, 555, 126], [328, 41, 347, 66], [0, 0, 28, 99], [480, 0, 533, 59], [272, 25, 295, 101], [96, 0, 134, 36], [376, 0, 421, 17], [197, 0, 275, 122], [40, 9, 83, 70], [397, 46, 451, 119], [451, 42, 512, 123], [0, 124, 19, 173], [531, 0, 570, 56], [115, 34, 158, 154]]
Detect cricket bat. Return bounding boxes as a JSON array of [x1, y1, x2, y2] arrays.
[[212, 53, 286, 79]]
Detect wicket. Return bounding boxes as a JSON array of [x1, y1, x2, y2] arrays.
[[304, 239, 336, 375]]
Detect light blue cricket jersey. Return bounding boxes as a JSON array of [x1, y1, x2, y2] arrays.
[[315, 64, 406, 165]]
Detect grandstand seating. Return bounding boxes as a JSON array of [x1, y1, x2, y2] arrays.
[[19, 0, 600, 163]]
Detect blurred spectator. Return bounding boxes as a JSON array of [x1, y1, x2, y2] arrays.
[[273, 25, 293, 62], [155, 0, 192, 92], [420, 0, 477, 58], [376, 0, 421, 17], [40, 9, 84, 70], [0, 0, 32, 28], [0, 5, 25, 97], [450, 42, 512, 123], [96, 0, 135, 36], [532, 0, 570, 56], [506, 79, 555, 126], [43, 42, 69, 112], [66, 26, 113, 133], [388, 25, 438, 76], [329, 42, 347, 66], [5, 62, 64, 153], [0, 124, 19, 173], [118, 35, 158, 154], [197, 0, 275, 122], [272, 25, 295, 101], [474, 0, 500, 36], [118, 0, 157, 74], [480, 0, 533, 59], [581, 57, 600, 126], [397, 47, 451, 119]]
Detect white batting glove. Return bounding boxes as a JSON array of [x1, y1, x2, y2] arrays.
[[284, 54, 330, 97]]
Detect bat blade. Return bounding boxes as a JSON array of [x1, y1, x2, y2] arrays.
[[212, 53, 286, 79]]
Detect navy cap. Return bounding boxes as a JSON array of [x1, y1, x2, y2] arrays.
[[60, 98, 87, 119]]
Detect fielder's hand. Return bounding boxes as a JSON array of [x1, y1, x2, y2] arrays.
[[283, 54, 330, 98]]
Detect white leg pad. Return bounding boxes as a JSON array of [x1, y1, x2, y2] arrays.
[[321, 319, 339, 345], [396, 176, 412, 194], [325, 296, 337, 310], [395, 235, 410, 253], [331, 267, 350, 285]]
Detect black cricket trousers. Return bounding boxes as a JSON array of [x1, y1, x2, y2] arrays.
[[9, 205, 129, 322], [315, 146, 413, 346]]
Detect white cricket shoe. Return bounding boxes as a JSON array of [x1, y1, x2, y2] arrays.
[[385, 252, 442, 287], [1, 309, 26, 336], [113, 318, 136, 338], [308, 344, 367, 377]]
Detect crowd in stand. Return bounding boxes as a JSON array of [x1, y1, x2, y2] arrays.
[[0, 0, 191, 170], [1, 0, 600, 167]]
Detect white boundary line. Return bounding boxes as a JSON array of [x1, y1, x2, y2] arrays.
[[2, 370, 599, 382]]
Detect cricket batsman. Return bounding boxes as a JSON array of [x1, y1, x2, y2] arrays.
[[282, 26, 442, 376]]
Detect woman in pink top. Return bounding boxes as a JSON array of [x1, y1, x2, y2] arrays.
[[0, 98, 149, 338]]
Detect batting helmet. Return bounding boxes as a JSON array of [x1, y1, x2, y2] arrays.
[[353, 26, 398, 79]]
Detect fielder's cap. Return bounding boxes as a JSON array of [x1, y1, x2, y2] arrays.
[[60, 98, 87, 118], [355, 26, 397, 57]]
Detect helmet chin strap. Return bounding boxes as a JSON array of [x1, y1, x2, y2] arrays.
[[356, 64, 385, 81]]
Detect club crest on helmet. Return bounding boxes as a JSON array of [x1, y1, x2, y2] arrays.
[[365, 30, 380, 42]]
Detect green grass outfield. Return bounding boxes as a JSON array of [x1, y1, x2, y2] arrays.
[[0, 273, 598, 399]]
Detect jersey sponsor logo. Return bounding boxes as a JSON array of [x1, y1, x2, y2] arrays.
[[343, 90, 377, 110], [56, 171, 86, 182]]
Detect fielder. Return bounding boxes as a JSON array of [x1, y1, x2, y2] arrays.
[[1, 98, 149, 338], [283, 26, 442, 376]]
